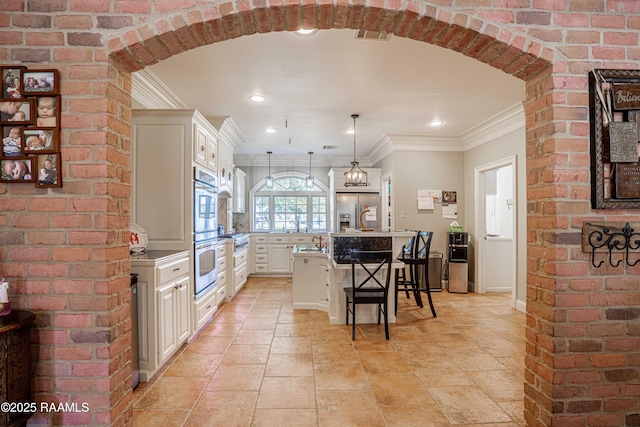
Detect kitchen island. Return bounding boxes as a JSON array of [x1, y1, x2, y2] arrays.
[[291, 231, 415, 325]]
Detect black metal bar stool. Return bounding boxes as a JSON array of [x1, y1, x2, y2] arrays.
[[395, 231, 437, 317]]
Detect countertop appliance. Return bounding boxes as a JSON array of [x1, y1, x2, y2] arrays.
[[336, 192, 381, 231], [193, 166, 219, 298]]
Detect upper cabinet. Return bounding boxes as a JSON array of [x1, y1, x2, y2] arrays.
[[206, 116, 245, 198], [132, 109, 218, 250], [328, 167, 382, 193], [233, 167, 246, 213]]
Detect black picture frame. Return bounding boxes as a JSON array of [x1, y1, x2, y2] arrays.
[[2, 125, 23, 157], [0, 156, 35, 182], [21, 128, 57, 154], [35, 153, 61, 188], [0, 99, 34, 125], [20, 69, 59, 95], [1, 66, 25, 100]]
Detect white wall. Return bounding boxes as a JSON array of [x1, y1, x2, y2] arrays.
[[463, 126, 527, 309]]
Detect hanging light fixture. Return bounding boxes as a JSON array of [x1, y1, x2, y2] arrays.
[[265, 151, 274, 188], [344, 114, 367, 187], [306, 151, 315, 188]]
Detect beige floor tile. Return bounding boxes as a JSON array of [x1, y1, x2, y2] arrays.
[[311, 327, 353, 344], [132, 409, 190, 427], [427, 386, 512, 424], [379, 404, 452, 427], [246, 308, 281, 318], [498, 400, 527, 426], [444, 348, 508, 371], [240, 317, 278, 330], [314, 363, 368, 390], [207, 364, 265, 391], [162, 352, 223, 377], [265, 353, 314, 377], [251, 408, 317, 427], [232, 328, 275, 345], [184, 390, 258, 427], [367, 373, 435, 405], [358, 351, 411, 374], [316, 389, 385, 427], [413, 360, 475, 387], [274, 323, 311, 337], [353, 339, 397, 352], [183, 335, 234, 354], [134, 376, 209, 409], [270, 336, 312, 354], [221, 344, 271, 365], [467, 369, 525, 402], [312, 343, 359, 364], [199, 321, 242, 336], [256, 377, 316, 409]]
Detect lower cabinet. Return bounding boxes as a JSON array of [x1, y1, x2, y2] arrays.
[[194, 286, 217, 333], [292, 254, 329, 311], [131, 250, 191, 382], [233, 247, 248, 294]]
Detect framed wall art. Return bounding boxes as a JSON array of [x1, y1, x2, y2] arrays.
[[20, 69, 59, 95], [22, 128, 57, 153], [589, 69, 640, 209], [1, 66, 25, 100], [0, 99, 34, 125], [35, 153, 61, 188], [2, 125, 22, 157], [0, 157, 35, 182]]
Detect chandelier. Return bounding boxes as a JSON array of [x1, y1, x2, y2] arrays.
[[265, 151, 274, 188], [344, 114, 367, 187], [306, 151, 314, 188]]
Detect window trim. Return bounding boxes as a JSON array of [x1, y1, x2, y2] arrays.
[[249, 171, 329, 232]]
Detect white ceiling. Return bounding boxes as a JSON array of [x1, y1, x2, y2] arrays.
[[137, 28, 525, 164]]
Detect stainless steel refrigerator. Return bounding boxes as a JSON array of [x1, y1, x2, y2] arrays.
[[336, 192, 381, 231]]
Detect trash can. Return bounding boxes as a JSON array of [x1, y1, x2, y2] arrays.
[[417, 252, 443, 292]]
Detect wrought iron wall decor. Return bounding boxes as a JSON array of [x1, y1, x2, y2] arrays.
[[589, 69, 640, 209], [583, 222, 640, 268]]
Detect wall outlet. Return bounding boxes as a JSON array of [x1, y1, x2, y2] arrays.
[[400, 210, 406, 218]]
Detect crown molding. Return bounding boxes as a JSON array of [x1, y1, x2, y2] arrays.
[[461, 103, 525, 150], [131, 68, 189, 109], [206, 116, 246, 147]]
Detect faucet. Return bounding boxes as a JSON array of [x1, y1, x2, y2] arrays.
[[312, 235, 324, 249]]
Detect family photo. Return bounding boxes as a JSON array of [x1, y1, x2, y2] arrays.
[[2, 67, 23, 99], [1, 157, 33, 182], [37, 153, 60, 187], [21, 70, 58, 95], [0, 99, 33, 124], [2, 126, 21, 156], [22, 128, 56, 153]]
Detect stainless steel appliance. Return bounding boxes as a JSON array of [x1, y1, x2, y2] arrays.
[[194, 239, 218, 298], [448, 232, 469, 293], [219, 233, 250, 252], [193, 166, 218, 298], [336, 192, 381, 231], [194, 167, 218, 242]]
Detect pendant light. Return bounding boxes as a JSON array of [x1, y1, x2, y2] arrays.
[[344, 114, 367, 187], [265, 151, 274, 188], [306, 151, 314, 188]]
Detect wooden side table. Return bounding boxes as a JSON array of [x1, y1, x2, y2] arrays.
[[0, 310, 35, 427]]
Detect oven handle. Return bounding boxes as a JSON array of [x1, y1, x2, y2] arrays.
[[195, 241, 218, 251]]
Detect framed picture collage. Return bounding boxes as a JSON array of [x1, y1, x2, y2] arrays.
[[1, 66, 62, 187]]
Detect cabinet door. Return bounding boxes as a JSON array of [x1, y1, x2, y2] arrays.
[[158, 284, 177, 364], [206, 136, 217, 172], [269, 244, 291, 273], [194, 123, 208, 167], [175, 277, 191, 344]]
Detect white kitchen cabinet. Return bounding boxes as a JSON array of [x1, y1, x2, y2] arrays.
[[251, 235, 269, 274], [132, 109, 219, 251], [233, 167, 246, 213], [131, 250, 191, 382], [233, 246, 249, 294], [193, 287, 217, 333], [208, 116, 244, 199], [268, 235, 293, 274]]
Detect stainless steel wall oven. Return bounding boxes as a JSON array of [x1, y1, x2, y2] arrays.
[[193, 167, 218, 297]]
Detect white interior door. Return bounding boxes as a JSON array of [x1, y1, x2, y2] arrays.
[[475, 157, 517, 300]]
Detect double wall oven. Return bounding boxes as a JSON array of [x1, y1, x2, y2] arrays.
[[193, 167, 218, 298]]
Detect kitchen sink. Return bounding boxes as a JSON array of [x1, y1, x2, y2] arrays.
[[298, 247, 322, 252]]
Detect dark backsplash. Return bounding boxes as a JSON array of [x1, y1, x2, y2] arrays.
[[333, 236, 393, 264]]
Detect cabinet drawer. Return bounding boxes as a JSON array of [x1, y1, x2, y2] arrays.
[[268, 236, 289, 244], [290, 235, 312, 244], [254, 244, 268, 253], [158, 258, 189, 285], [218, 244, 227, 257], [217, 270, 227, 287], [234, 265, 247, 286], [255, 254, 268, 264], [254, 264, 268, 274], [253, 235, 268, 244], [234, 250, 248, 266], [216, 286, 227, 305], [195, 290, 217, 324], [218, 257, 227, 272]]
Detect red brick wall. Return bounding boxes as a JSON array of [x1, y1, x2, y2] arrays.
[[1, 1, 639, 426]]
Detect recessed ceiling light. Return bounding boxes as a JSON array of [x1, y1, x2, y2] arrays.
[[429, 120, 444, 127], [249, 95, 265, 102], [347, 129, 355, 135], [296, 28, 317, 36], [265, 128, 276, 133]]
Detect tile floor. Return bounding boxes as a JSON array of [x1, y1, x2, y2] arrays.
[[132, 277, 527, 426]]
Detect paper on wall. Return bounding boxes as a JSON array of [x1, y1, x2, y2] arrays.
[[442, 203, 458, 219], [417, 197, 434, 209]]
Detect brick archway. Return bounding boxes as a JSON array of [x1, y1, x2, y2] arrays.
[[105, 4, 557, 426]]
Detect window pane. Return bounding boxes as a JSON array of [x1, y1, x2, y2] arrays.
[[254, 196, 270, 230]]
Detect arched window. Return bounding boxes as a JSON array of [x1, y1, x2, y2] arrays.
[[250, 171, 328, 232]]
